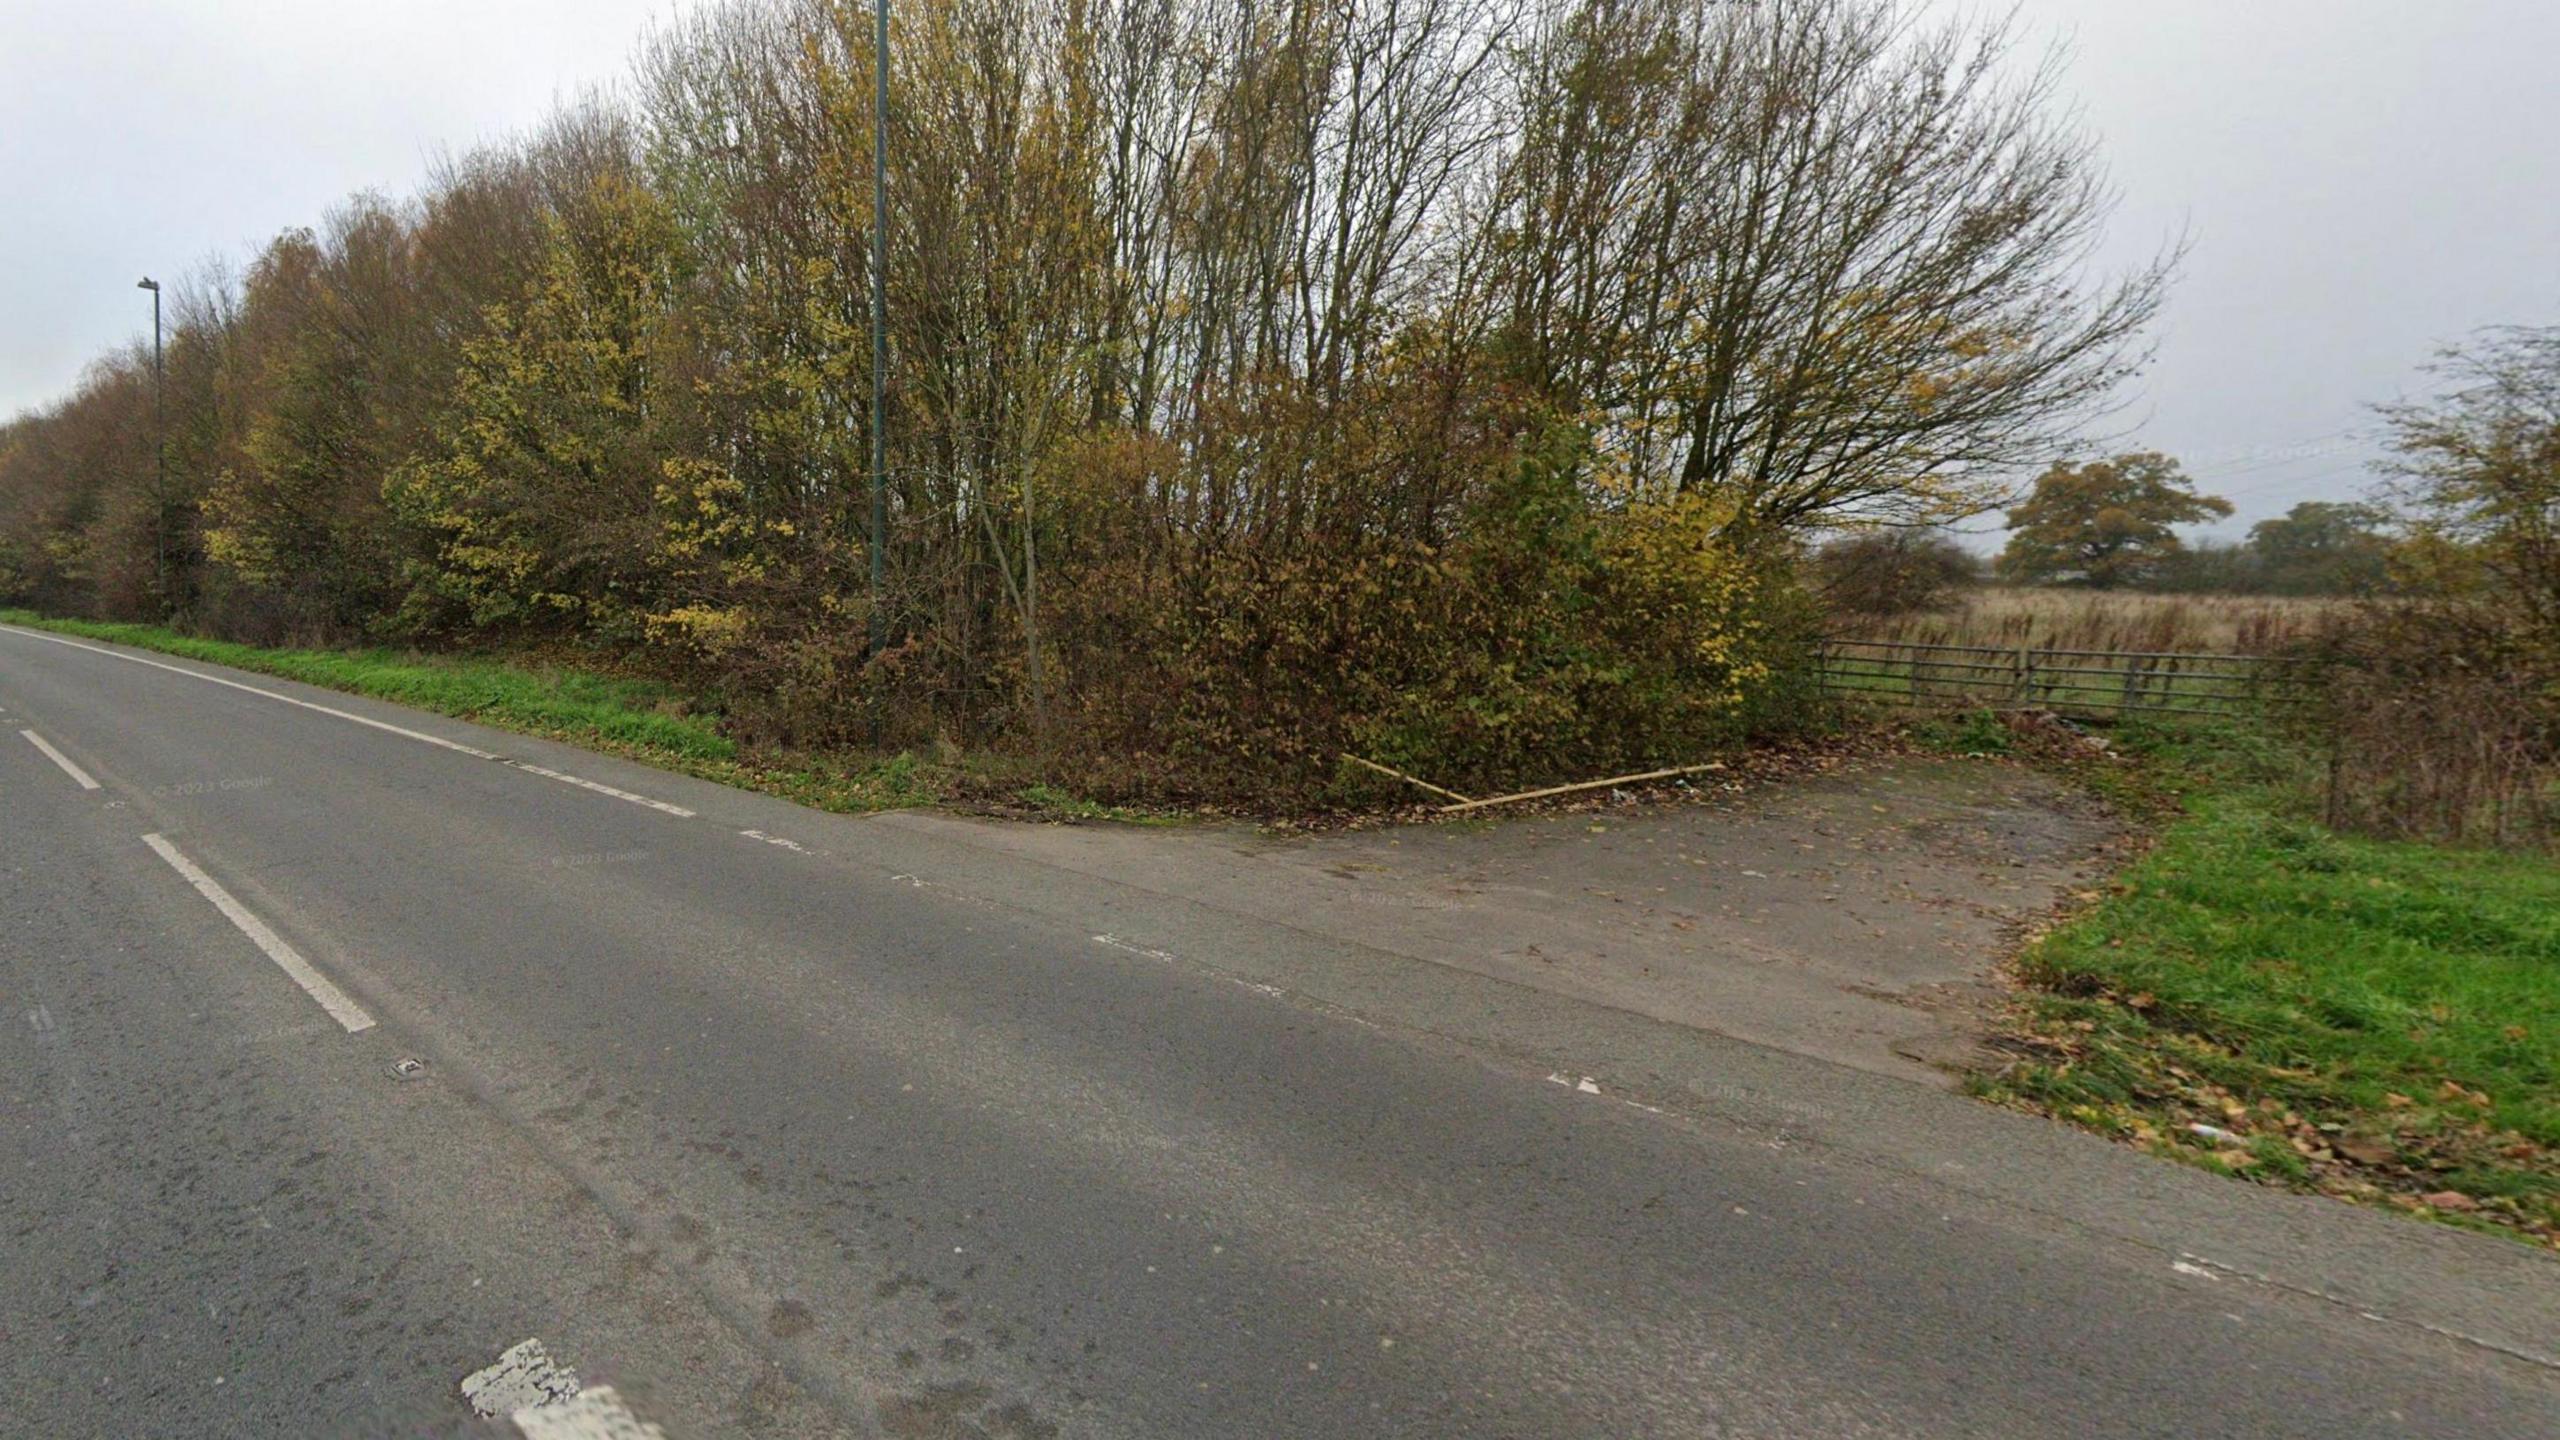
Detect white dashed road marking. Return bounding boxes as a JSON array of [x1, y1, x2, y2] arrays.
[[1544, 1071, 1668, 1116], [0, 625, 696, 818], [20, 728, 100, 789], [1092, 933, 1178, 964], [739, 828, 808, 853], [142, 833, 376, 1033], [506, 760, 696, 817], [1091, 934, 1299, 1004]]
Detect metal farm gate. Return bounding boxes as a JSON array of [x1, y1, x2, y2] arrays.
[[1812, 638, 2290, 722]]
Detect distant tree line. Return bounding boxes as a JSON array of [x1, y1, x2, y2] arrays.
[[1814, 487, 2395, 616], [1992, 454, 2395, 598], [0, 0, 2166, 799], [2146, 502, 2393, 596]]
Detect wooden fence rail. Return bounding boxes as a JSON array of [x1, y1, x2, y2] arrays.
[[1812, 637, 2295, 722]]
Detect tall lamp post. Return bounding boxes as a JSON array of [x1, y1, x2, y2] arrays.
[[137, 276, 165, 608], [866, 0, 889, 663]]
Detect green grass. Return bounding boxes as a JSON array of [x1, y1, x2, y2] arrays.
[[1012, 782, 1182, 824], [3, 609, 734, 762], [1907, 709, 2016, 757], [1976, 721, 2560, 1244], [0, 609, 1171, 823]]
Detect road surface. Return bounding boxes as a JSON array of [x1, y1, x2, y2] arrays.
[[2, 621, 2553, 1438]]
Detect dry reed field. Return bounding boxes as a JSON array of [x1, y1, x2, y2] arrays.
[[1845, 587, 2347, 655]]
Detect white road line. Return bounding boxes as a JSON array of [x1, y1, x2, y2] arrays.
[[20, 729, 101, 789], [5, 626, 500, 757], [739, 828, 808, 853], [1091, 934, 1296, 1003], [1092, 933, 1178, 963], [1543, 1070, 1668, 1116], [141, 833, 376, 1033], [507, 761, 695, 817], [0, 623, 697, 819]]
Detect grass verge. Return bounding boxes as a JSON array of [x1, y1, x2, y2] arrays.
[[1972, 719, 2560, 1246], [3, 610, 732, 760], [0, 610, 1167, 822]]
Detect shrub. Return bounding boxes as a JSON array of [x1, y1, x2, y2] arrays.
[[2280, 605, 2558, 850], [1030, 421, 1809, 804], [1812, 529, 1979, 616]]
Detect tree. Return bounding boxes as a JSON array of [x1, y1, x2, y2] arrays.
[[2245, 500, 2391, 595], [1474, 0, 2172, 534], [2378, 326, 2560, 647], [198, 210, 416, 636], [2291, 328, 2560, 850], [2146, 539, 2256, 595], [1997, 453, 2230, 588], [385, 168, 702, 638]]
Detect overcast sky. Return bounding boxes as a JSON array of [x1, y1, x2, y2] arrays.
[[4, 1, 2555, 539]]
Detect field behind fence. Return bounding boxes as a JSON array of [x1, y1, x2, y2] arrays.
[[1842, 587, 2345, 655]]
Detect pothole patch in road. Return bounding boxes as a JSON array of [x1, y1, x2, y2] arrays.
[[463, 1338, 582, 1418], [463, 1337, 671, 1438]]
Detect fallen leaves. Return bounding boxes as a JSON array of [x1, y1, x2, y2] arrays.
[[2435, 1080, 2492, 1109], [1976, 1018, 2559, 1249]]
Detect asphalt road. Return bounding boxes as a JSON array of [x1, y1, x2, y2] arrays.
[[2, 620, 2554, 1439]]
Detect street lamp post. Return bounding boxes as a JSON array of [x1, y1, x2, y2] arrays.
[[867, 0, 889, 664], [137, 277, 165, 608]]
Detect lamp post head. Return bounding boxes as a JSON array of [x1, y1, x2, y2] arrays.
[[136, 277, 159, 292]]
